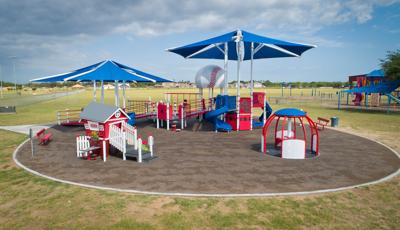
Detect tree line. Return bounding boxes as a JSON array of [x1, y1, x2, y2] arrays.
[[0, 80, 348, 89]]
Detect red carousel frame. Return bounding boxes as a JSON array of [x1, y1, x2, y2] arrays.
[[261, 108, 319, 158]]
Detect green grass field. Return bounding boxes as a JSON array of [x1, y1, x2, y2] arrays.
[[0, 88, 399, 229], [0, 87, 338, 125]]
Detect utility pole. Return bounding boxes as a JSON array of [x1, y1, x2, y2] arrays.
[[13, 58, 16, 92], [0, 65, 2, 98], [10, 56, 17, 92]]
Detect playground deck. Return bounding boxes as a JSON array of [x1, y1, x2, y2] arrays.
[[16, 122, 400, 195]]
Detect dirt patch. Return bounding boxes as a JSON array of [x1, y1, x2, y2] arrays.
[[15, 120, 400, 194]]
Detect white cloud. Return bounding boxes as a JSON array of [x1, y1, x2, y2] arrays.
[[1, 0, 399, 81], [111, 0, 400, 37]]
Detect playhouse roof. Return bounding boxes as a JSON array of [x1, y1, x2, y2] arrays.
[[274, 108, 306, 117], [80, 102, 128, 123]]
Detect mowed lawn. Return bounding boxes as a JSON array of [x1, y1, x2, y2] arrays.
[[0, 86, 363, 125], [0, 88, 400, 229]]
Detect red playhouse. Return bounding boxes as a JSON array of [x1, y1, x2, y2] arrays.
[[261, 108, 319, 159], [80, 102, 130, 160]]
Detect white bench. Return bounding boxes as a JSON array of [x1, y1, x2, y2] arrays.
[[76, 136, 100, 160]]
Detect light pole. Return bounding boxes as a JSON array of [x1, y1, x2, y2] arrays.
[[10, 56, 17, 92], [0, 64, 3, 98]]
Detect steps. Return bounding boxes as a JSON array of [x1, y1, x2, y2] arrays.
[[126, 145, 156, 162]]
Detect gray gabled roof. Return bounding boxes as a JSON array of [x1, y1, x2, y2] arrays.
[[80, 102, 128, 123]]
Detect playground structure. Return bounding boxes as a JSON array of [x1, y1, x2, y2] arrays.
[[30, 30, 319, 165], [109, 122, 154, 163], [348, 71, 385, 106], [204, 92, 272, 132], [78, 102, 155, 163], [125, 99, 157, 125], [339, 79, 400, 112], [156, 92, 207, 130], [344, 69, 400, 110], [152, 65, 273, 132], [261, 108, 319, 159]]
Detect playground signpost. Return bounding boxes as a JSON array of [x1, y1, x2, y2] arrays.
[[29, 128, 35, 159]]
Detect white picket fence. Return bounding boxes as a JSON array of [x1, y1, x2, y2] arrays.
[[122, 121, 137, 147], [109, 124, 126, 154], [109, 122, 153, 163]]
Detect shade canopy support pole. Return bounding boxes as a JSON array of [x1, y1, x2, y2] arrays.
[[93, 80, 96, 102], [114, 80, 119, 107], [223, 42, 228, 95], [250, 42, 254, 130], [100, 80, 104, 103], [0, 65, 3, 99], [236, 39, 241, 132], [122, 80, 126, 109]]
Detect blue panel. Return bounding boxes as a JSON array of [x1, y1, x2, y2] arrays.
[[367, 69, 385, 77], [215, 95, 236, 111], [274, 108, 306, 117], [112, 61, 172, 82], [31, 60, 172, 83], [343, 80, 400, 94], [30, 61, 103, 82], [167, 29, 316, 61]]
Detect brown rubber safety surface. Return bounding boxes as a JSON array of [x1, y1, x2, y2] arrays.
[[16, 120, 400, 194]]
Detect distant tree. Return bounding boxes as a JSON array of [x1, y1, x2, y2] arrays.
[[262, 80, 273, 87], [381, 49, 400, 80]]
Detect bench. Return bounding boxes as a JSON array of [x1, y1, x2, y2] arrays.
[[76, 135, 101, 160], [316, 117, 329, 130], [80, 146, 101, 160], [36, 128, 53, 145]]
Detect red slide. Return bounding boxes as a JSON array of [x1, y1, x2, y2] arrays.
[[353, 93, 363, 106]]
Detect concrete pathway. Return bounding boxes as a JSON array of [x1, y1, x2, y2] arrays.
[[0, 124, 54, 135]]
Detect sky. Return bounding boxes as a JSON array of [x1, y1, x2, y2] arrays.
[[0, 0, 399, 84]]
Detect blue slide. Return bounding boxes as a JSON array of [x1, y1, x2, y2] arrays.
[[204, 106, 232, 132], [127, 112, 136, 126], [252, 101, 273, 128], [205, 95, 236, 132], [386, 93, 400, 104]]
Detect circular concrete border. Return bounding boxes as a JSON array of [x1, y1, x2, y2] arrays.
[[12, 128, 400, 197]]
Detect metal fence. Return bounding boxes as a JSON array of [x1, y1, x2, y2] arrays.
[[0, 89, 85, 107]]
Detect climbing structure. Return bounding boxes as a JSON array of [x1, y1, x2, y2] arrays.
[[261, 108, 319, 159]]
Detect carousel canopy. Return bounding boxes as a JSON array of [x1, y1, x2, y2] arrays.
[[274, 108, 307, 117]]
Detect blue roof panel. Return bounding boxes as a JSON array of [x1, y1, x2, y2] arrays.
[[274, 108, 306, 117], [343, 80, 400, 94], [367, 69, 385, 78], [167, 29, 316, 61], [31, 60, 172, 83]]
